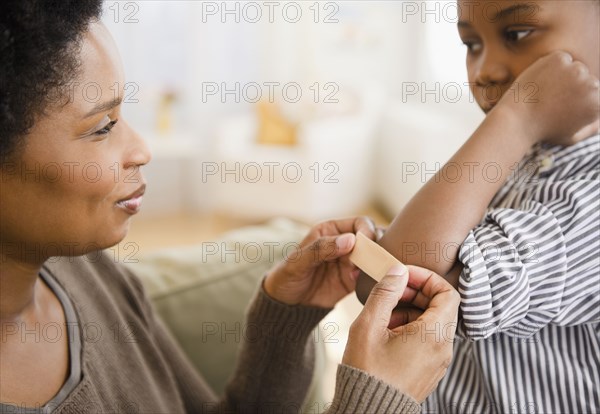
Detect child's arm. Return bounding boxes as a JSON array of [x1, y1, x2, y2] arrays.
[[358, 51, 600, 337], [377, 105, 531, 278], [378, 51, 599, 278]]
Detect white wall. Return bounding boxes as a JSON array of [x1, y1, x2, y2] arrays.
[[102, 1, 487, 218]]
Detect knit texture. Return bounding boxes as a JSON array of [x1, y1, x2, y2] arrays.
[[329, 365, 422, 413], [2, 252, 418, 413]]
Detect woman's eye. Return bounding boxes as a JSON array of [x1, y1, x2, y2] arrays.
[[94, 119, 118, 136], [505, 29, 533, 43]]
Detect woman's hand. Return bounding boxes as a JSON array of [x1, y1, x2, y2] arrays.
[[343, 264, 461, 403], [263, 217, 378, 308]]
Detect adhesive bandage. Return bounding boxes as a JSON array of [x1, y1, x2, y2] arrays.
[[349, 232, 407, 283]]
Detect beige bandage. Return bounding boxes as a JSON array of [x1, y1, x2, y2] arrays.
[[349, 232, 407, 283]]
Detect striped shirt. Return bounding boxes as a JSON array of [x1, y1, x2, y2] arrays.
[[423, 134, 600, 414]]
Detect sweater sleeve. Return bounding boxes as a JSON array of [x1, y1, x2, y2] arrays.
[[217, 279, 331, 413], [326, 365, 422, 414], [220, 281, 422, 414], [126, 267, 421, 413], [125, 267, 331, 413], [457, 175, 600, 340]]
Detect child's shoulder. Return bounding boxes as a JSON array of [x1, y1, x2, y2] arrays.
[[530, 134, 599, 183], [491, 135, 598, 210]]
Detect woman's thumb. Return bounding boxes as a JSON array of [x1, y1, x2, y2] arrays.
[[359, 264, 409, 329], [306, 233, 356, 264]]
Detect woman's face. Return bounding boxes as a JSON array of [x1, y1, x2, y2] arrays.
[[0, 22, 151, 259], [457, 0, 600, 113]]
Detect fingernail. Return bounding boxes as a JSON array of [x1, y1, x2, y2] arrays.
[[336, 233, 354, 250], [350, 268, 361, 280], [387, 264, 407, 276]]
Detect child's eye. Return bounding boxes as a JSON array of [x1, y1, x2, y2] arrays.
[[94, 118, 118, 136], [505, 28, 533, 43], [462, 40, 482, 53]]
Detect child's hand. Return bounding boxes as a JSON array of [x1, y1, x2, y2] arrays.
[[498, 51, 599, 146]]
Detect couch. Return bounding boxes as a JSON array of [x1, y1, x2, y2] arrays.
[[124, 218, 328, 411]]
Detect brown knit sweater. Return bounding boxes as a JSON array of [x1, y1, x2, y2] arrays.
[[5, 252, 421, 413]]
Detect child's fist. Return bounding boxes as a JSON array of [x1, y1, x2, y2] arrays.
[[499, 51, 599, 146]]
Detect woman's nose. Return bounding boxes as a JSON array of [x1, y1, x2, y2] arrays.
[[122, 121, 152, 170]]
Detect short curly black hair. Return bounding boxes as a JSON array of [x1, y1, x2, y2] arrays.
[[0, 0, 103, 163]]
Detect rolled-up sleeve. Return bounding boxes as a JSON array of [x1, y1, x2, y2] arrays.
[[457, 176, 600, 340]]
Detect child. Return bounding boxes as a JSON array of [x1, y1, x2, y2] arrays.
[[357, 1, 599, 412]]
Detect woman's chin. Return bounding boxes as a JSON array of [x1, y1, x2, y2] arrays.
[[84, 222, 132, 254]]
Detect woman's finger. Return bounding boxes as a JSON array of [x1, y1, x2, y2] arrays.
[[406, 265, 461, 326], [313, 216, 378, 241], [388, 306, 424, 329], [286, 233, 356, 274]]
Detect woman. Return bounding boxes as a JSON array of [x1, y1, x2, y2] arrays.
[[0, 1, 460, 413]]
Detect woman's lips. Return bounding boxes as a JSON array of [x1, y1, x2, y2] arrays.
[[116, 183, 146, 214], [116, 195, 143, 214]]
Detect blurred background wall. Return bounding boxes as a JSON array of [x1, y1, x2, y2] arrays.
[[102, 1, 488, 400], [102, 0, 485, 238]]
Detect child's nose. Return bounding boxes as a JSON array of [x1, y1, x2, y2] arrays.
[[474, 52, 512, 87]]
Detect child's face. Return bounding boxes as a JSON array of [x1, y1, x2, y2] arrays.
[[457, 0, 599, 114]]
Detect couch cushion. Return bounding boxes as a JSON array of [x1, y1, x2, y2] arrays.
[[124, 218, 327, 406]]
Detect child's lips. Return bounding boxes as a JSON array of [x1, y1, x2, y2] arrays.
[[482, 102, 498, 113]]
